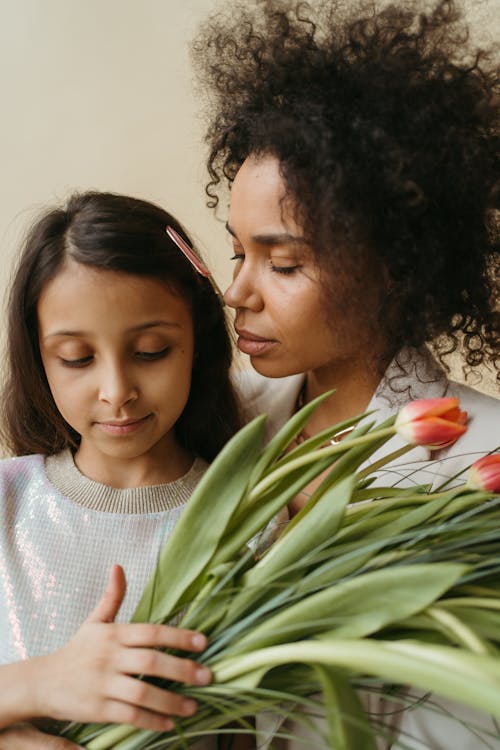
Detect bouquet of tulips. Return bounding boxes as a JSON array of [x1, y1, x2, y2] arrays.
[[62, 395, 500, 749]]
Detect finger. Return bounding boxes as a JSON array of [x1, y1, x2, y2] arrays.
[[112, 623, 208, 652], [87, 565, 127, 624], [117, 648, 211, 687], [108, 674, 199, 719], [39, 735, 82, 749], [89, 696, 175, 734]]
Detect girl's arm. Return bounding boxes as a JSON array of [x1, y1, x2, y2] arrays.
[[0, 565, 211, 733], [0, 660, 52, 730], [0, 724, 79, 749]]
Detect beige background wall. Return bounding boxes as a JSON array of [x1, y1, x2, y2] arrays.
[[0, 0, 498, 390], [0, 0, 234, 300]]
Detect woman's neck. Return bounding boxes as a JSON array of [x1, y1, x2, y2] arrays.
[[302, 353, 390, 434]]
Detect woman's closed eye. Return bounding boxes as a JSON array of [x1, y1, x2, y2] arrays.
[[270, 262, 300, 275], [230, 253, 300, 274]]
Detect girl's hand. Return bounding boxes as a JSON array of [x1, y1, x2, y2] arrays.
[[0, 723, 79, 749], [29, 565, 211, 732]]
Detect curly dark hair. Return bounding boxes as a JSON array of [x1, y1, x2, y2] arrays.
[[1, 191, 242, 461], [193, 0, 499, 382]]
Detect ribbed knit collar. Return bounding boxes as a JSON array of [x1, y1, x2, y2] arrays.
[[45, 449, 208, 514]]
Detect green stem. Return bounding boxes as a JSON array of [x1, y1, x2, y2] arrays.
[[249, 428, 396, 500], [86, 725, 136, 750], [355, 443, 414, 479], [439, 597, 500, 611], [213, 640, 500, 718], [426, 606, 490, 654]]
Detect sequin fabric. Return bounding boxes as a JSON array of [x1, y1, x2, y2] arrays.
[[0, 450, 208, 665]]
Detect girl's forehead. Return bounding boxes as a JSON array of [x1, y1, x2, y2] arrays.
[[43, 259, 177, 297], [37, 262, 193, 334]]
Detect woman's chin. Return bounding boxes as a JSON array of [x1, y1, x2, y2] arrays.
[[249, 356, 302, 380]]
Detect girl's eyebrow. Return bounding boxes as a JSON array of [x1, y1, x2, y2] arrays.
[[131, 320, 182, 332], [225, 221, 306, 246], [42, 321, 181, 340]]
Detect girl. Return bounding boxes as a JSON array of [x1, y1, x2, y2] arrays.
[[0, 191, 242, 747], [194, 0, 500, 747]]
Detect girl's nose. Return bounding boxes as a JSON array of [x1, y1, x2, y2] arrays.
[[223, 264, 264, 312], [98, 363, 138, 408]]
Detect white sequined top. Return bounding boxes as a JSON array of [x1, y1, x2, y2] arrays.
[[0, 449, 208, 665]]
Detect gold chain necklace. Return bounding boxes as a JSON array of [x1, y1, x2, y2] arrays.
[[293, 380, 355, 447]]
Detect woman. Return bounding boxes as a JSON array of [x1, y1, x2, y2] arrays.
[[194, 0, 499, 483], [194, 0, 499, 746]]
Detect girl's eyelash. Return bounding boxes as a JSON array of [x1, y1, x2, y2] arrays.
[[136, 346, 170, 361], [60, 356, 93, 368], [60, 347, 170, 367], [230, 253, 244, 261]]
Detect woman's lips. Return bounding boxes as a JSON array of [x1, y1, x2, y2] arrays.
[[235, 329, 277, 356], [96, 415, 152, 435]]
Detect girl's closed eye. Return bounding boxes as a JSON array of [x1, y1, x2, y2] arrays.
[[60, 355, 93, 368], [136, 346, 170, 361]]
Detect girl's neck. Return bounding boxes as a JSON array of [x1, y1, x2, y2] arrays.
[[74, 439, 194, 489]]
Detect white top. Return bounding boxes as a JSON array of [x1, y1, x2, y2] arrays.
[[0, 449, 219, 747], [234, 347, 500, 750], [236, 346, 499, 488], [0, 449, 208, 665]]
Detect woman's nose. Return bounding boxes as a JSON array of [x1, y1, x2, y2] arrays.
[[98, 362, 138, 408], [223, 264, 264, 311]]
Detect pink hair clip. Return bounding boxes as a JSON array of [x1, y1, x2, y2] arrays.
[[166, 226, 211, 278]]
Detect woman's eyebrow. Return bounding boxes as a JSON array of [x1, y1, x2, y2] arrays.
[[225, 222, 305, 246]]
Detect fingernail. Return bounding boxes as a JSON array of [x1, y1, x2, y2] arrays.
[[195, 666, 212, 685], [182, 698, 197, 716], [191, 633, 207, 649], [163, 718, 174, 731]]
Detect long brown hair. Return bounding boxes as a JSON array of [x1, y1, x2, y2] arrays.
[[1, 191, 242, 461]]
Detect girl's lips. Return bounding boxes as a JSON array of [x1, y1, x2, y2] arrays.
[[236, 329, 277, 357], [97, 415, 152, 435]]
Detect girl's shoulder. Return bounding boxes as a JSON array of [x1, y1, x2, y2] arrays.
[[0, 453, 46, 495], [0, 454, 48, 511], [0, 452, 45, 479]]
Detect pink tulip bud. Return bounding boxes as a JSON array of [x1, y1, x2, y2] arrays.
[[468, 454, 500, 492], [395, 398, 468, 449]]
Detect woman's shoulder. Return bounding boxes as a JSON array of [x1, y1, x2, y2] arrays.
[[447, 379, 499, 410], [446, 381, 499, 451], [232, 368, 304, 440]]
